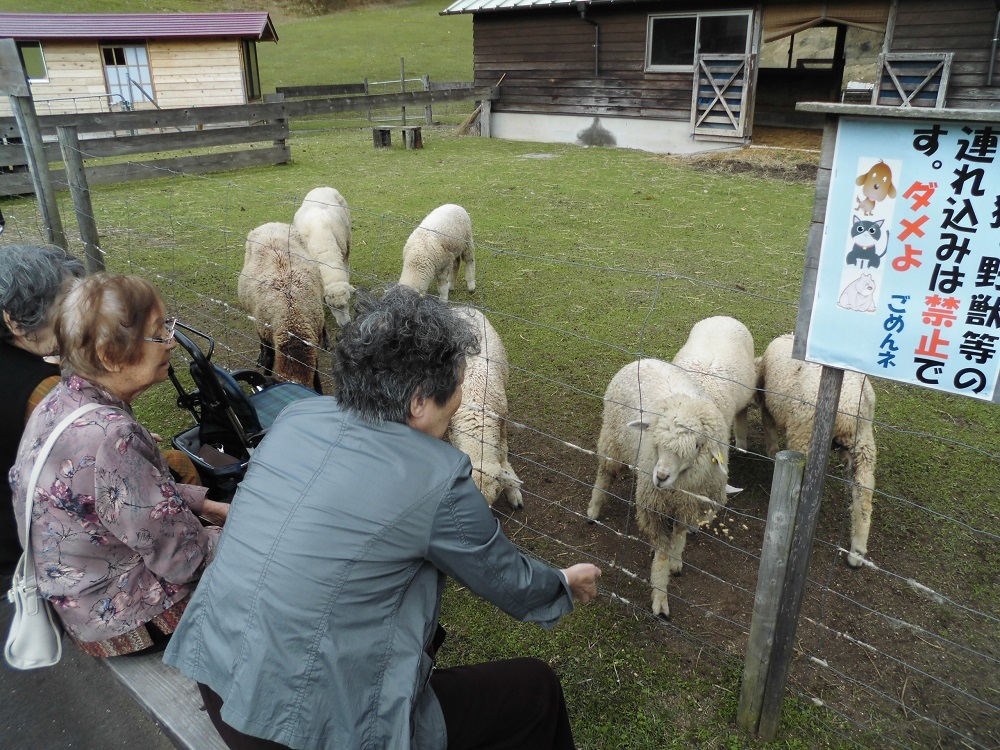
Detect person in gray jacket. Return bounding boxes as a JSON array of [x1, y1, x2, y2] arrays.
[[164, 285, 602, 750]]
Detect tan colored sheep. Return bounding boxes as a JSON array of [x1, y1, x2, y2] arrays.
[[238, 222, 325, 393], [757, 333, 877, 567], [448, 307, 523, 508], [398, 204, 476, 302], [588, 358, 730, 618]]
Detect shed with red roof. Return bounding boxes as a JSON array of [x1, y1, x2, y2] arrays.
[[0, 12, 277, 116]]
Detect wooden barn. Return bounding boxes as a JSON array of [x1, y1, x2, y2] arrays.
[[0, 12, 277, 118], [441, 0, 1000, 154]]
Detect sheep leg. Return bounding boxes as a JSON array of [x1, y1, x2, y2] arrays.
[[436, 269, 451, 302], [650, 544, 672, 619], [463, 250, 476, 292], [449, 257, 460, 289], [587, 457, 618, 521], [649, 523, 686, 618], [761, 403, 781, 457], [257, 338, 275, 376], [733, 406, 749, 452], [666, 519, 688, 575], [846, 442, 877, 567]]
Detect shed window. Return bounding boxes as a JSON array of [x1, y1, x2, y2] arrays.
[[17, 41, 47, 82], [101, 43, 154, 109], [646, 12, 751, 72]]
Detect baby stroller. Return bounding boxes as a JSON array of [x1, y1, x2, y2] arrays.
[[168, 321, 320, 499]]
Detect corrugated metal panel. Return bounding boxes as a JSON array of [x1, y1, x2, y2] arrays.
[[0, 13, 278, 42], [440, 0, 645, 14]]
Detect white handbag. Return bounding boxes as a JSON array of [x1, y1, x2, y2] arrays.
[[4, 403, 101, 670]]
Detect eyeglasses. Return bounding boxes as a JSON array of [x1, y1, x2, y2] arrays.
[[144, 317, 177, 344]]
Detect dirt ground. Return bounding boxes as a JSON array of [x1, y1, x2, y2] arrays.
[[677, 126, 824, 184]]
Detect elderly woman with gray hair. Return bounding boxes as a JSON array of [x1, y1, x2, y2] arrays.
[[0, 244, 85, 573], [166, 285, 601, 750], [9, 272, 229, 656]]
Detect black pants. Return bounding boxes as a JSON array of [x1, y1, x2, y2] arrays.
[[431, 657, 576, 750], [197, 657, 574, 750]]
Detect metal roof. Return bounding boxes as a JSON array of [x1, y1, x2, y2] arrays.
[[0, 12, 278, 42], [441, 0, 643, 14]]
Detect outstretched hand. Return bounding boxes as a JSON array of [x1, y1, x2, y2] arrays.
[[561, 563, 602, 604]]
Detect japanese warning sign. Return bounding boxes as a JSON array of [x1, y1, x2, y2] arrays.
[[805, 116, 1000, 402]]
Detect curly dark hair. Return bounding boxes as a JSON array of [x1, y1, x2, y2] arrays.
[[333, 285, 480, 424], [0, 244, 84, 344]]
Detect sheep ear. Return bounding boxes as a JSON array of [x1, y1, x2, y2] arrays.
[[627, 419, 651, 432], [500, 467, 523, 487]]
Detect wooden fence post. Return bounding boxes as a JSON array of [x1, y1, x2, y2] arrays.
[[1, 38, 66, 248], [737, 449, 805, 735], [422, 75, 433, 125], [756, 365, 844, 739], [399, 57, 409, 125], [57, 125, 104, 272], [480, 99, 492, 138]]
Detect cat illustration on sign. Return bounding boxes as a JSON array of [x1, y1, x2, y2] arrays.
[[855, 160, 896, 216], [838, 273, 877, 313], [846, 215, 887, 269]]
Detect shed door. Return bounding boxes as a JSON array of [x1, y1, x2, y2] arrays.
[[692, 53, 752, 141]]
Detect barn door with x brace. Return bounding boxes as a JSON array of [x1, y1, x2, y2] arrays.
[[691, 53, 752, 141]]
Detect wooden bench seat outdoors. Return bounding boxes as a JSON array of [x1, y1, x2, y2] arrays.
[[101, 651, 227, 750], [372, 124, 423, 149]]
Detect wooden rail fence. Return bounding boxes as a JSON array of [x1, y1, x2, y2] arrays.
[[1, 86, 498, 197]]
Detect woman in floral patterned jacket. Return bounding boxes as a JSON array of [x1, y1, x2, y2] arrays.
[[9, 273, 229, 656]]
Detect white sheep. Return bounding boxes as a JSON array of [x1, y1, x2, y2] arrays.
[[448, 307, 523, 509], [671, 316, 756, 452], [238, 222, 325, 393], [292, 186, 354, 326], [398, 204, 476, 302], [587, 358, 730, 618], [756, 333, 877, 567]]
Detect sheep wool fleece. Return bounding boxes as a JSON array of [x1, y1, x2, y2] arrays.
[[164, 396, 573, 750]]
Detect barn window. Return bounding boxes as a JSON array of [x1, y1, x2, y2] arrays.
[[646, 12, 751, 72], [17, 41, 47, 82]]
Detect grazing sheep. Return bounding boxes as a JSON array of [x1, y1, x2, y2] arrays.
[[398, 204, 476, 302], [448, 307, 523, 509], [756, 333, 877, 567], [587, 358, 730, 618], [238, 222, 325, 393], [672, 316, 757, 452], [292, 186, 354, 326]]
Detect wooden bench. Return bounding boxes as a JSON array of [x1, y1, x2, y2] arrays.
[[372, 125, 423, 149], [101, 651, 228, 750]]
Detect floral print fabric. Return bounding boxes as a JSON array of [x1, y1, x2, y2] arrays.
[[9, 375, 219, 645]]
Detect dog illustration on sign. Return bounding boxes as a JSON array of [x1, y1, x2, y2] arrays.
[[838, 273, 878, 313], [855, 160, 896, 216]]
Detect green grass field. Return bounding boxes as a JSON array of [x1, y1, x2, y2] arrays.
[[2, 1, 998, 748]]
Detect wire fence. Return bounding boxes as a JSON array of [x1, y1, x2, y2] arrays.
[[2, 136, 998, 750]]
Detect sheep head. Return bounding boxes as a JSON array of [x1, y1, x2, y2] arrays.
[[472, 463, 524, 508], [628, 396, 728, 490], [324, 281, 355, 326]]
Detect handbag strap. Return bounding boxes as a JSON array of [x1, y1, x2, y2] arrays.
[[20, 402, 104, 594]]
